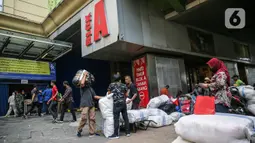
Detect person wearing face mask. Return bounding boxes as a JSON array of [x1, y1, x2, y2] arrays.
[[199, 58, 232, 113]]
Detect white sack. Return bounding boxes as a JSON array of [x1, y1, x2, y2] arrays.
[[172, 136, 193, 143], [247, 104, 255, 115], [147, 108, 168, 116], [126, 98, 132, 110], [98, 93, 113, 119], [175, 114, 255, 143], [102, 117, 114, 138], [169, 112, 185, 122], [147, 115, 173, 127], [124, 109, 150, 123], [147, 95, 169, 108], [237, 86, 255, 100]]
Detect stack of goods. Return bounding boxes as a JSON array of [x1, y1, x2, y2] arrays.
[[237, 85, 255, 115], [177, 94, 195, 115], [158, 100, 176, 115], [173, 113, 255, 143], [99, 93, 132, 137], [72, 69, 95, 87], [145, 95, 179, 127], [147, 95, 169, 108]]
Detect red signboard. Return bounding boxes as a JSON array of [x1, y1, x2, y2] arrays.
[[133, 57, 149, 108], [84, 0, 109, 47]]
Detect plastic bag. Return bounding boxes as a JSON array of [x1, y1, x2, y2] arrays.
[[147, 115, 173, 127], [175, 114, 255, 143], [147, 95, 169, 108], [194, 96, 215, 115]]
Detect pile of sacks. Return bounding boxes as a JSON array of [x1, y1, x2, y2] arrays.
[[99, 94, 184, 137], [237, 85, 255, 115], [172, 113, 255, 143], [145, 95, 184, 127]]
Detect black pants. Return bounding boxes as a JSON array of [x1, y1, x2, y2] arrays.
[[25, 102, 42, 116], [113, 102, 130, 136], [132, 102, 140, 110], [60, 102, 77, 121], [49, 101, 58, 119], [216, 104, 229, 113]]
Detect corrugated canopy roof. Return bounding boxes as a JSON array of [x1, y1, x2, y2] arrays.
[[0, 30, 72, 61]]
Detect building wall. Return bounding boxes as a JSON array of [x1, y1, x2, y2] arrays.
[[3, 0, 49, 23], [117, 0, 255, 64]]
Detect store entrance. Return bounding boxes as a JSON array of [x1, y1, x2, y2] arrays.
[[185, 56, 212, 92]]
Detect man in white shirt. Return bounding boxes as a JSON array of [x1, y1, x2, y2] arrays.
[[5, 92, 18, 117]]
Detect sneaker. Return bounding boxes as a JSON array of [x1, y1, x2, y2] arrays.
[[57, 120, 64, 123], [52, 119, 57, 123], [108, 135, 119, 139], [126, 134, 131, 137], [23, 115, 28, 119], [89, 134, 95, 138], [71, 120, 77, 122], [77, 130, 82, 137]]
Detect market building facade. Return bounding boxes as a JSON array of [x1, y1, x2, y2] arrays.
[[52, 0, 254, 107]]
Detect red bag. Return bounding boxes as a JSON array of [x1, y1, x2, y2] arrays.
[[194, 96, 215, 115]]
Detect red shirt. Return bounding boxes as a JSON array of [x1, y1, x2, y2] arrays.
[[52, 85, 58, 101]]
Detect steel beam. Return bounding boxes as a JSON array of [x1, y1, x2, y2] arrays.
[[18, 42, 34, 58], [0, 37, 10, 55], [35, 45, 54, 61]]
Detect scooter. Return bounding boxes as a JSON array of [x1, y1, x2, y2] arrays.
[[229, 86, 252, 115]]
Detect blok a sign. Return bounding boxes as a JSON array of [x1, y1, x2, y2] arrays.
[[85, 0, 109, 47]]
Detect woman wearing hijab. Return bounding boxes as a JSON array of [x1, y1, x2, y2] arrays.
[[199, 58, 232, 113]]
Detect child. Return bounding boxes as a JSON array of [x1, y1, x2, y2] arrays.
[[5, 92, 18, 117]]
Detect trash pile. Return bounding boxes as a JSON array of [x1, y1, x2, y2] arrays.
[[173, 113, 255, 143], [237, 85, 255, 115]]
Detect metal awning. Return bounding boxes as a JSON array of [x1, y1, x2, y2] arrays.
[[0, 30, 72, 61]]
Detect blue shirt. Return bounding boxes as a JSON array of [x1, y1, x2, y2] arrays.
[[42, 88, 52, 102], [38, 93, 43, 103]]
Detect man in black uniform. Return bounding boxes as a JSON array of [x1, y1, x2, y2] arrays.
[[125, 76, 140, 109], [108, 73, 130, 139]]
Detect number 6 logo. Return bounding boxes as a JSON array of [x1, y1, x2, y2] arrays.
[[225, 8, 245, 29]]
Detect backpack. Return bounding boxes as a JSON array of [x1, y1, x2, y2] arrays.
[[57, 93, 62, 101]]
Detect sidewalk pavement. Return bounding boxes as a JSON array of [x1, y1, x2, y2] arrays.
[[0, 112, 177, 143]]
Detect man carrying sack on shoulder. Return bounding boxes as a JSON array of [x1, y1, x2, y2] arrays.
[[77, 71, 102, 137]]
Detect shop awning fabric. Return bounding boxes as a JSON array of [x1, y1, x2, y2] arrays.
[[0, 30, 72, 61]]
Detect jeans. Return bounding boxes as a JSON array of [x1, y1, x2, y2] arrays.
[[216, 104, 229, 113], [78, 107, 96, 135], [49, 101, 58, 119], [25, 102, 42, 116], [113, 102, 130, 136], [60, 102, 76, 121], [43, 101, 50, 114]]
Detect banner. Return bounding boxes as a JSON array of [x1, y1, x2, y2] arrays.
[[0, 57, 56, 80], [133, 56, 149, 108]]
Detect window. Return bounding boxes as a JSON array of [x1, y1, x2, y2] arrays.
[[187, 27, 215, 55], [0, 0, 3, 12], [233, 41, 250, 61]]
